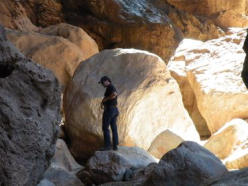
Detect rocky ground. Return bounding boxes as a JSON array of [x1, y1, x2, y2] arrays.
[[1, 0, 248, 186]]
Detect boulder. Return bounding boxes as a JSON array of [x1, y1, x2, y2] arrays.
[[148, 130, 184, 159], [7, 25, 98, 88], [79, 151, 132, 185], [78, 146, 156, 185], [144, 141, 227, 186], [40, 23, 99, 60], [0, 25, 61, 186], [63, 48, 200, 160], [204, 119, 248, 160], [52, 139, 83, 174], [116, 146, 157, 169], [43, 167, 84, 186], [168, 29, 248, 135], [40, 139, 84, 186]]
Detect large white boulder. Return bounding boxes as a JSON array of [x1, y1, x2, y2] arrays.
[[63, 48, 200, 160]]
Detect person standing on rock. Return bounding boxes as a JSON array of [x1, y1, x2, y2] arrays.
[[98, 76, 119, 151]]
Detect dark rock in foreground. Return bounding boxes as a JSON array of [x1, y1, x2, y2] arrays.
[[102, 141, 228, 186], [78, 146, 157, 185], [0, 25, 61, 186], [144, 141, 227, 186]]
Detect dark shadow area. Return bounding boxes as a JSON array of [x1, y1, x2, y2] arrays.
[[0, 63, 15, 78]]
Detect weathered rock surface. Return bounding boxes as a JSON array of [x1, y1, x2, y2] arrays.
[[43, 167, 84, 186], [168, 28, 248, 135], [7, 24, 98, 88], [40, 139, 84, 186], [64, 48, 199, 160], [0, 0, 38, 31], [0, 25, 61, 186], [78, 146, 156, 185], [40, 23, 99, 60], [52, 139, 83, 174], [78, 151, 132, 185], [38, 179, 55, 186], [204, 119, 248, 160], [206, 168, 248, 186], [62, 0, 224, 62], [61, 0, 183, 62], [148, 130, 184, 159], [20, 0, 64, 27], [166, 0, 248, 27], [225, 147, 248, 170], [144, 141, 227, 186]]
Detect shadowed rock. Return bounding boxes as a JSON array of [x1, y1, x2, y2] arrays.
[[0, 25, 61, 186]]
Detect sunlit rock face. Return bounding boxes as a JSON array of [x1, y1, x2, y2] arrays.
[[0, 1, 38, 31], [148, 130, 183, 159], [168, 29, 248, 136], [61, 0, 225, 62], [63, 48, 199, 160], [6, 23, 98, 88], [204, 119, 248, 160], [3, 0, 224, 62], [62, 0, 182, 62], [225, 146, 248, 170], [166, 0, 248, 27]]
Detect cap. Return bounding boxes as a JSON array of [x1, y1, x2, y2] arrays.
[[98, 76, 111, 84]]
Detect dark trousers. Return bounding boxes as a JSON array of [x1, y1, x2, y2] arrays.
[[102, 106, 119, 148]]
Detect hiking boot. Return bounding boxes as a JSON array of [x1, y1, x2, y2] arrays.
[[113, 146, 118, 151], [99, 146, 112, 151]]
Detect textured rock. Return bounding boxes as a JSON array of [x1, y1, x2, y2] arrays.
[[204, 119, 248, 160], [225, 147, 248, 170], [52, 139, 83, 174], [148, 130, 183, 159], [0, 25, 61, 186], [63, 0, 183, 62], [40, 23, 99, 60], [116, 146, 157, 169], [43, 167, 84, 186], [144, 141, 227, 186], [78, 146, 156, 185], [0, 0, 38, 31], [168, 28, 248, 135], [37, 179, 55, 186], [79, 151, 132, 185], [166, 0, 248, 27], [207, 168, 248, 186], [162, 2, 224, 41], [20, 0, 64, 27], [63, 48, 199, 160], [7, 25, 98, 88], [40, 139, 84, 186]]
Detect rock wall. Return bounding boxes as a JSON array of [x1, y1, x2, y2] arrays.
[[0, 25, 61, 186]]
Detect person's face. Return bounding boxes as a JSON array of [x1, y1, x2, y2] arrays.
[[102, 80, 110, 87]]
